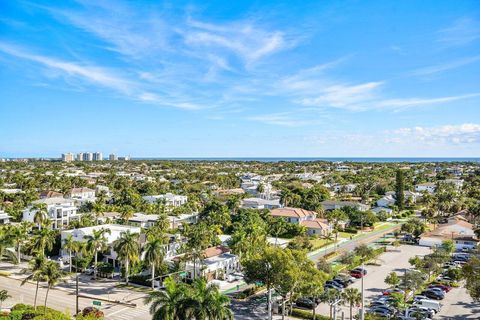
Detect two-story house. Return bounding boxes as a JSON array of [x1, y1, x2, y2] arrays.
[[270, 207, 332, 236], [23, 197, 79, 229]]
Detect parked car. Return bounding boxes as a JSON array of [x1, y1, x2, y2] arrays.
[[412, 299, 441, 313], [324, 283, 343, 291], [383, 288, 405, 296], [295, 297, 317, 309], [413, 295, 429, 302], [352, 267, 367, 275], [326, 280, 347, 288], [428, 284, 451, 292], [406, 307, 433, 319], [335, 274, 356, 284], [421, 289, 444, 300], [84, 268, 94, 275]]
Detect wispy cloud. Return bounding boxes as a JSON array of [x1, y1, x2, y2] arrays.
[[248, 112, 320, 127], [437, 18, 480, 46], [0, 42, 133, 93], [410, 55, 480, 76], [390, 123, 480, 145]]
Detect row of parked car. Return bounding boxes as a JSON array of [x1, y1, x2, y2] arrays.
[[295, 267, 366, 310], [367, 253, 470, 319]]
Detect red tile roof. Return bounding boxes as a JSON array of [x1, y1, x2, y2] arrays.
[[270, 207, 317, 218]]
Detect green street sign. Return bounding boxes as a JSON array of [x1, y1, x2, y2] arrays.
[[179, 272, 188, 277], [92, 300, 101, 307]]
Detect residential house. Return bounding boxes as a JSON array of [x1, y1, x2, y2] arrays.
[[333, 184, 357, 193], [143, 193, 188, 207], [184, 246, 240, 281], [439, 179, 464, 191], [321, 200, 370, 212], [270, 207, 332, 236], [68, 187, 96, 201], [415, 183, 436, 193], [23, 197, 79, 229], [129, 213, 159, 228], [241, 197, 282, 209], [419, 215, 478, 250], [60, 224, 142, 267], [168, 213, 199, 229], [0, 211, 11, 225]]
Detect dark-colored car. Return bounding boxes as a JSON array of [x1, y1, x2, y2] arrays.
[[352, 267, 367, 275], [295, 298, 317, 309], [326, 279, 347, 288], [324, 283, 343, 291], [421, 290, 444, 300]]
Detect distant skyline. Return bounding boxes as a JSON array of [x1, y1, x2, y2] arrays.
[[1, 1, 479, 157]]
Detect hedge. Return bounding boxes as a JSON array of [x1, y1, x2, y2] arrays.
[[291, 308, 330, 320]]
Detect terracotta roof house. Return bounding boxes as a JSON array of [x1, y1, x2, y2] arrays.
[[185, 246, 240, 282], [419, 216, 478, 250], [39, 190, 64, 199], [270, 207, 332, 236]]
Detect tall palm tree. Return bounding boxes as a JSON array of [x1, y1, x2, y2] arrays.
[[190, 279, 233, 320], [86, 228, 111, 279], [63, 234, 75, 273], [33, 203, 48, 230], [342, 288, 361, 320], [145, 277, 189, 320], [144, 237, 166, 289], [113, 231, 139, 285], [0, 228, 17, 264], [7, 222, 31, 263], [0, 289, 11, 310], [21, 255, 46, 309], [31, 228, 56, 256], [40, 260, 65, 314]]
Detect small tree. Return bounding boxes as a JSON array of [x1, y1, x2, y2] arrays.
[[0, 289, 11, 310], [395, 170, 405, 210], [385, 272, 400, 287], [441, 240, 455, 255]]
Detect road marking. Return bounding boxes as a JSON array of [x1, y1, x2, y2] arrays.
[[105, 306, 131, 318]]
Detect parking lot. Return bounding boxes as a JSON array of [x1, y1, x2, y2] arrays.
[[315, 244, 479, 319]]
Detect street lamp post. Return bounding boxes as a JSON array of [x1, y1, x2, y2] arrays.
[[76, 257, 79, 315], [360, 215, 365, 320]]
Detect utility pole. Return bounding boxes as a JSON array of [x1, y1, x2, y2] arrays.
[[360, 214, 364, 320], [76, 258, 79, 315]]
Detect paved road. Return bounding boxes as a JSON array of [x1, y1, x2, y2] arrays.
[[0, 275, 152, 319], [435, 285, 480, 319], [308, 223, 402, 262]]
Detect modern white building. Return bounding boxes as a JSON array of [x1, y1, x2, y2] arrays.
[[168, 213, 199, 229], [61, 153, 74, 162], [60, 224, 142, 266], [321, 200, 370, 212], [0, 211, 11, 225], [415, 183, 436, 193], [109, 154, 117, 161], [93, 152, 103, 161], [241, 197, 282, 209], [184, 246, 240, 281], [68, 187, 96, 201], [143, 193, 188, 207], [82, 152, 93, 162], [23, 197, 79, 229]]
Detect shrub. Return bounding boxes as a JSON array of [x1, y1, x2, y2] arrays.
[[129, 274, 151, 287], [291, 308, 330, 320], [81, 307, 104, 318]]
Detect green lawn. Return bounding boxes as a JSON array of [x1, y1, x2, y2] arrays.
[[309, 238, 334, 250]]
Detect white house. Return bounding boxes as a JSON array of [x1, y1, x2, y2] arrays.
[[68, 187, 96, 201], [143, 193, 188, 207], [333, 184, 357, 193], [321, 200, 370, 212], [60, 224, 142, 266], [376, 195, 396, 208], [439, 179, 464, 191], [0, 211, 11, 225], [129, 213, 159, 228], [241, 197, 282, 209], [415, 183, 436, 193], [23, 197, 79, 229], [184, 246, 240, 282], [168, 213, 199, 229]]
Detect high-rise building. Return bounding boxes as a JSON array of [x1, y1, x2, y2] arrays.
[[93, 152, 103, 161], [76, 153, 84, 161], [83, 152, 93, 161], [109, 154, 117, 161], [61, 153, 74, 162], [118, 155, 130, 161]]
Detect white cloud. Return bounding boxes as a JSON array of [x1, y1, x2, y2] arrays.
[[0, 42, 133, 93], [438, 18, 480, 46], [410, 56, 480, 76], [248, 113, 319, 127], [391, 123, 480, 145]]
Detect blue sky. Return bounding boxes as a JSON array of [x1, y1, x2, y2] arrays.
[[1, 0, 479, 158]]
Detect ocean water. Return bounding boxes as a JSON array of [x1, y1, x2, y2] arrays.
[[133, 157, 480, 163]]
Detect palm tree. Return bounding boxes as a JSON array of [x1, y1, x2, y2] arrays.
[[145, 277, 189, 320], [0, 228, 17, 264], [190, 279, 233, 320], [31, 228, 56, 256], [33, 203, 48, 230], [0, 289, 11, 310], [342, 288, 361, 320], [86, 228, 111, 279], [144, 237, 166, 289], [40, 260, 65, 314], [7, 222, 30, 263], [63, 234, 75, 273], [120, 206, 135, 224], [21, 255, 46, 309], [320, 288, 340, 320], [114, 231, 139, 285]]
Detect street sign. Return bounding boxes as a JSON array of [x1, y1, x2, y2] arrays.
[[179, 272, 188, 277], [92, 300, 102, 307]]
